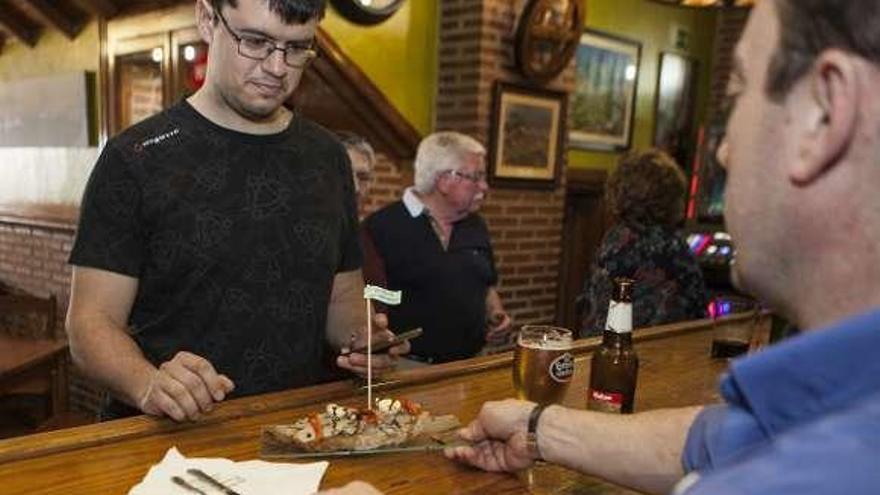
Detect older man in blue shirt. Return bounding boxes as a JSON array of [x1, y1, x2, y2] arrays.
[[434, 1, 880, 495]]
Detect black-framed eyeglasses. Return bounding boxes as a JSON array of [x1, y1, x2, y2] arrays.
[[445, 169, 487, 184], [214, 8, 317, 69]]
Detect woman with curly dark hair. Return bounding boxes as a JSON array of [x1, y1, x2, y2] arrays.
[[580, 149, 708, 337]]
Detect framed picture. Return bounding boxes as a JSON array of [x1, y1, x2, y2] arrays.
[[570, 29, 642, 151], [488, 82, 566, 189], [653, 52, 700, 168]]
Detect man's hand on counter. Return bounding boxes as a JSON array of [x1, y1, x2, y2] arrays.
[[444, 399, 539, 472], [336, 313, 410, 376], [138, 351, 235, 422]]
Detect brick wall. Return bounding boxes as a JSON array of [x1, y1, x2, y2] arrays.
[[432, 0, 572, 325], [358, 0, 570, 326], [358, 156, 412, 219], [119, 62, 164, 129], [0, 221, 72, 336]]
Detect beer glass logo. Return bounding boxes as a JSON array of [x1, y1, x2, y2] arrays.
[[549, 352, 574, 382]]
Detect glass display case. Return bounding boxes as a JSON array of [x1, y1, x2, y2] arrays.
[[106, 7, 207, 137]]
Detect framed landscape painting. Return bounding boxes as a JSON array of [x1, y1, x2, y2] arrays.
[[489, 82, 566, 189], [570, 29, 642, 151]]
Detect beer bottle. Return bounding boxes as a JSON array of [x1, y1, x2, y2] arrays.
[[587, 278, 639, 414]]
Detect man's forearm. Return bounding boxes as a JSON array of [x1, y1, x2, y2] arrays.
[[67, 312, 156, 408], [539, 405, 702, 494]]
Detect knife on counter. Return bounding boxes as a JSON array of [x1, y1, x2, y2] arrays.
[[260, 441, 470, 460]]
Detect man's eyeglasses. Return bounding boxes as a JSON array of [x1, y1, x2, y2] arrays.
[[214, 8, 317, 69], [445, 169, 487, 184]]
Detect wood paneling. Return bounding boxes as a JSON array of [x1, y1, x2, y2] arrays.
[[0, 3, 40, 47], [70, 0, 118, 17], [18, 0, 85, 40], [0, 0, 191, 49], [292, 27, 422, 160], [557, 169, 608, 330]]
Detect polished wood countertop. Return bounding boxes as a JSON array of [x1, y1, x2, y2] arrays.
[[0, 314, 760, 494]]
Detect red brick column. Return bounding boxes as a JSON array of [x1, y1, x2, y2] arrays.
[[433, 0, 573, 324]]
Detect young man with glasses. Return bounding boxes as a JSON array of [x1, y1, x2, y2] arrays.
[[361, 132, 512, 366], [66, 0, 406, 423]]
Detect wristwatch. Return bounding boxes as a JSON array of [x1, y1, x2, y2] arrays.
[[526, 403, 548, 461]]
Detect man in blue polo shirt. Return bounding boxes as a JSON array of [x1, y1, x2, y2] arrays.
[[440, 1, 880, 494]]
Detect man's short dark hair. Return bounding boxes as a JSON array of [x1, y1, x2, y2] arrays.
[[210, 0, 326, 24], [767, 0, 880, 101]]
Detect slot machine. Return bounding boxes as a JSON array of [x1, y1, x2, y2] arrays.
[[685, 118, 757, 319]]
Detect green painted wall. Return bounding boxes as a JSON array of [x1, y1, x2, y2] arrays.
[[571, 1, 718, 171], [322, 2, 438, 136]]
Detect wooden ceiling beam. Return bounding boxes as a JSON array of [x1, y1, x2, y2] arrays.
[[0, 5, 39, 47], [21, 0, 84, 39], [70, 0, 118, 18]]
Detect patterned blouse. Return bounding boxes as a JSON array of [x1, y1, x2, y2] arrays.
[[580, 222, 709, 337]]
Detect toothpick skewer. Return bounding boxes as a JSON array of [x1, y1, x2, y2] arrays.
[[361, 285, 401, 411], [366, 298, 373, 410]]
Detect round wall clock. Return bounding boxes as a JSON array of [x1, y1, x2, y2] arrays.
[[515, 0, 586, 83], [330, 0, 407, 25]]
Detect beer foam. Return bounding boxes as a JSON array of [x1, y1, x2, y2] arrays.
[[518, 338, 572, 350]]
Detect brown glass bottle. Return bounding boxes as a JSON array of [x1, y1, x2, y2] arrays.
[[587, 278, 639, 414]]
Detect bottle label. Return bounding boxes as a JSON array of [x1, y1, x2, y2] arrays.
[[549, 352, 574, 383], [587, 389, 623, 413], [605, 300, 632, 333]]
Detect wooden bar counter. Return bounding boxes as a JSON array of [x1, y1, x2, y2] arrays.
[[0, 313, 762, 494]]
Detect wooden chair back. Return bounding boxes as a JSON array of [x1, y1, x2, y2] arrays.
[[0, 293, 58, 339]]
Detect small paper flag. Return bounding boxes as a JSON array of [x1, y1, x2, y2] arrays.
[[363, 285, 402, 305]]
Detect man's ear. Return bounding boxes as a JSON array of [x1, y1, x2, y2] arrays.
[[790, 50, 858, 184], [195, 0, 216, 44]]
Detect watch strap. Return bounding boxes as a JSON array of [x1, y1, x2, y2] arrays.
[[526, 403, 548, 461]]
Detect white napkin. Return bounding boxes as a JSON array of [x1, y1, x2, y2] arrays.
[[128, 446, 328, 495]]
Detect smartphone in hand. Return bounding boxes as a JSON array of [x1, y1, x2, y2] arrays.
[[344, 328, 423, 355]]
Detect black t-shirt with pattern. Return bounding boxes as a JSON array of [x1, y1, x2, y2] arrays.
[[70, 101, 361, 417]]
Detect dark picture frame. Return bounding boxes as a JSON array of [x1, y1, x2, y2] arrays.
[[570, 29, 642, 151], [653, 51, 700, 168], [488, 82, 566, 189]]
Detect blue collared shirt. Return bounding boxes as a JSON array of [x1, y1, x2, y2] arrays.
[[679, 307, 880, 494]]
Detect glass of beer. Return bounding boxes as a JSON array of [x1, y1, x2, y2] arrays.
[[512, 325, 575, 405]]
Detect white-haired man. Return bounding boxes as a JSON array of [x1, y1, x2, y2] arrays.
[[362, 131, 512, 364]]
